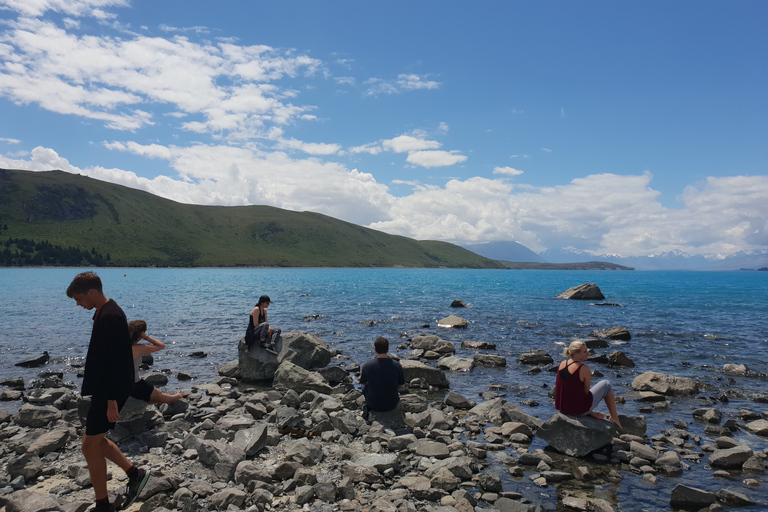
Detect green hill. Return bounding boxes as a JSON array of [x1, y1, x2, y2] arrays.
[[0, 168, 504, 268]]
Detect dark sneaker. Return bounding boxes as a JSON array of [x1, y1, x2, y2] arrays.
[[91, 502, 116, 512], [121, 467, 150, 509]]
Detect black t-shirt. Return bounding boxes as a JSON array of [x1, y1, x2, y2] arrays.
[[360, 356, 405, 412], [82, 300, 135, 402]]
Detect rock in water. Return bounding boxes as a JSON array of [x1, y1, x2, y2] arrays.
[[437, 315, 468, 328], [536, 413, 615, 457], [556, 283, 604, 300], [590, 326, 631, 340], [631, 371, 698, 396], [15, 351, 50, 368]]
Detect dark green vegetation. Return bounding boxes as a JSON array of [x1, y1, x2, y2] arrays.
[[0, 169, 504, 268], [498, 261, 634, 270]]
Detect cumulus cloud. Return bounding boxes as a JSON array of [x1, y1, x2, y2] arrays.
[[276, 138, 342, 156], [381, 134, 440, 154], [493, 166, 524, 176], [406, 150, 467, 168], [0, 17, 321, 136], [0, 0, 128, 18]]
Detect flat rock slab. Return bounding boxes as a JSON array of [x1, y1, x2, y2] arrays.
[[536, 413, 615, 457], [412, 439, 450, 458], [709, 445, 753, 469], [631, 371, 698, 396], [746, 419, 768, 436], [437, 315, 468, 328]]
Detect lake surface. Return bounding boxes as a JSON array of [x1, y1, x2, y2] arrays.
[[1, 268, 767, 508]]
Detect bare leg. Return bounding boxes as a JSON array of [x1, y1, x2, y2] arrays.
[[604, 391, 622, 430], [149, 388, 183, 404], [588, 411, 605, 420], [82, 433, 132, 501]]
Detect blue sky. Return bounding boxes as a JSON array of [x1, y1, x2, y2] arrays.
[[0, 0, 766, 257]]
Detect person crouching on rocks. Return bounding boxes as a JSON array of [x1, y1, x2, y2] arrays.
[[127, 320, 183, 405], [245, 295, 281, 355], [555, 341, 622, 430], [360, 337, 406, 420]]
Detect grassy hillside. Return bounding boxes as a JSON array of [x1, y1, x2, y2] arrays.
[[0, 169, 504, 268]]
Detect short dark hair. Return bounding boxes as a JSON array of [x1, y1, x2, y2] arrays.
[[66, 271, 102, 297], [258, 295, 271, 305], [374, 336, 389, 354], [127, 320, 147, 344]]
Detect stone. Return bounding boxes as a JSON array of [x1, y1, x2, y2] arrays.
[[494, 497, 532, 512], [14, 352, 50, 368], [7, 453, 43, 481], [388, 433, 417, 451], [15, 404, 61, 428], [517, 352, 553, 365], [429, 467, 461, 491], [450, 299, 468, 307], [232, 422, 269, 457], [607, 350, 634, 367], [437, 315, 468, 328], [709, 445, 753, 469], [478, 471, 502, 492], [461, 340, 496, 349], [279, 331, 332, 369], [273, 360, 332, 394], [557, 283, 604, 300], [693, 408, 722, 424], [284, 438, 323, 465], [144, 372, 168, 387], [412, 439, 450, 458], [437, 355, 474, 372], [0, 489, 62, 511], [536, 413, 616, 457], [341, 463, 383, 484], [715, 489, 756, 506], [746, 419, 768, 436], [400, 360, 450, 388], [590, 327, 631, 341], [670, 484, 716, 509], [317, 366, 349, 384], [217, 360, 240, 378], [722, 363, 749, 376], [351, 452, 398, 473], [424, 456, 474, 480], [26, 429, 70, 455], [445, 391, 475, 409], [412, 335, 456, 354], [474, 354, 507, 367], [631, 371, 698, 396]]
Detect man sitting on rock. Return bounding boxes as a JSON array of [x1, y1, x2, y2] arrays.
[[360, 337, 406, 424]]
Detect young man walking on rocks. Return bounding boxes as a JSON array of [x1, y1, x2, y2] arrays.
[[67, 272, 150, 511], [360, 336, 406, 422]]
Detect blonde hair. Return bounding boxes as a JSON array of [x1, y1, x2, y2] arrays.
[[562, 341, 586, 358]]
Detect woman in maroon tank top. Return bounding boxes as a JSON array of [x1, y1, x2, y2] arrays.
[[554, 341, 622, 430]]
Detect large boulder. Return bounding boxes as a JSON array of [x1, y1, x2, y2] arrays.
[[0, 489, 62, 512], [437, 315, 468, 328], [273, 361, 331, 394], [400, 360, 450, 388], [536, 413, 616, 457], [590, 326, 631, 340], [670, 484, 716, 510], [556, 283, 604, 300], [15, 404, 61, 428], [436, 355, 474, 373], [14, 351, 50, 368], [411, 335, 456, 354], [631, 371, 698, 396], [238, 337, 281, 381], [279, 331, 332, 369], [708, 445, 753, 469]]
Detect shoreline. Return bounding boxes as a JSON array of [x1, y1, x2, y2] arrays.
[[1, 333, 767, 512]]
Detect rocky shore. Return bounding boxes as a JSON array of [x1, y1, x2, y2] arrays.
[[1, 329, 767, 512]]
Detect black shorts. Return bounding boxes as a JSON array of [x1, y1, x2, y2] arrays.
[[85, 395, 127, 436], [129, 379, 155, 403]]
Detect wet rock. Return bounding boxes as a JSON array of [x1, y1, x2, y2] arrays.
[[709, 445, 753, 469], [1, 390, 23, 401], [445, 391, 475, 410], [144, 373, 168, 387], [607, 350, 634, 367], [670, 484, 716, 510], [273, 360, 332, 394], [437, 355, 474, 372], [412, 335, 456, 354], [400, 360, 450, 388], [631, 371, 699, 396], [474, 354, 507, 367], [590, 327, 631, 341], [557, 283, 604, 300], [217, 360, 240, 378], [517, 351, 553, 365], [693, 408, 722, 424], [723, 364, 749, 376], [437, 315, 468, 328], [14, 352, 50, 368], [745, 419, 768, 436], [715, 489, 757, 506], [461, 340, 496, 349], [537, 413, 616, 457], [450, 299, 468, 307]]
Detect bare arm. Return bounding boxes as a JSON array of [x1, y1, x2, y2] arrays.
[[579, 364, 591, 395], [131, 333, 166, 357]]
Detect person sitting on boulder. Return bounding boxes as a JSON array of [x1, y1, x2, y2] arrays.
[[245, 295, 281, 355], [360, 337, 406, 418], [555, 341, 622, 430], [127, 320, 183, 405]]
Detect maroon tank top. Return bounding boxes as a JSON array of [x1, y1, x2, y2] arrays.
[[554, 360, 593, 415]]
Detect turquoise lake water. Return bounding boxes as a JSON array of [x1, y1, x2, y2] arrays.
[[1, 268, 766, 508]]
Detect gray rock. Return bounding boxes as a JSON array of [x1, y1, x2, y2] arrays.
[[317, 366, 349, 384], [722, 363, 749, 376], [232, 421, 269, 457], [412, 335, 456, 354], [437, 315, 468, 328], [234, 460, 274, 486], [424, 456, 474, 480], [501, 401, 544, 430], [478, 471, 502, 492], [556, 283, 604, 300], [461, 340, 496, 349], [715, 489, 756, 506], [693, 408, 722, 424], [413, 439, 450, 458], [517, 352, 553, 365], [330, 410, 361, 434], [536, 413, 615, 457], [388, 433, 417, 451], [607, 350, 634, 367], [351, 452, 398, 473], [670, 484, 716, 510], [709, 445, 754, 469], [217, 360, 240, 378], [238, 337, 281, 381], [14, 352, 50, 368], [429, 467, 460, 491], [209, 488, 246, 509], [494, 497, 532, 512], [436, 355, 474, 372], [450, 299, 468, 307], [400, 360, 450, 388], [341, 462, 383, 483], [629, 441, 657, 462], [279, 331, 332, 369], [590, 327, 631, 341], [618, 414, 647, 437], [631, 371, 699, 396], [445, 391, 475, 409], [273, 360, 332, 394], [0, 489, 62, 512], [473, 354, 507, 367], [7, 453, 43, 481], [26, 428, 70, 455], [195, 439, 246, 471], [144, 372, 168, 387], [746, 419, 768, 436], [15, 404, 61, 428], [284, 438, 323, 465]]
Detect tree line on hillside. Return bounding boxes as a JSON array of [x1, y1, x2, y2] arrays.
[[1, 238, 111, 267]]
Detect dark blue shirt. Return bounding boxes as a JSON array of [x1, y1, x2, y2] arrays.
[[360, 356, 405, 411]]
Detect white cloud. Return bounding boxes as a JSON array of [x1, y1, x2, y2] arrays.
[[0, 137, 21, 144], [493, 166, 524, 176], [381, 134, 440, 154], [334, 76, 355, 86], [406, 150, 467, 168], [396, 73, 439, 91], [348, 143, 382, 155], [276, 138, 342, 156], [0, 0, 128, 18], [542, 148, 553, 153], [364, 73, 440, 96]]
